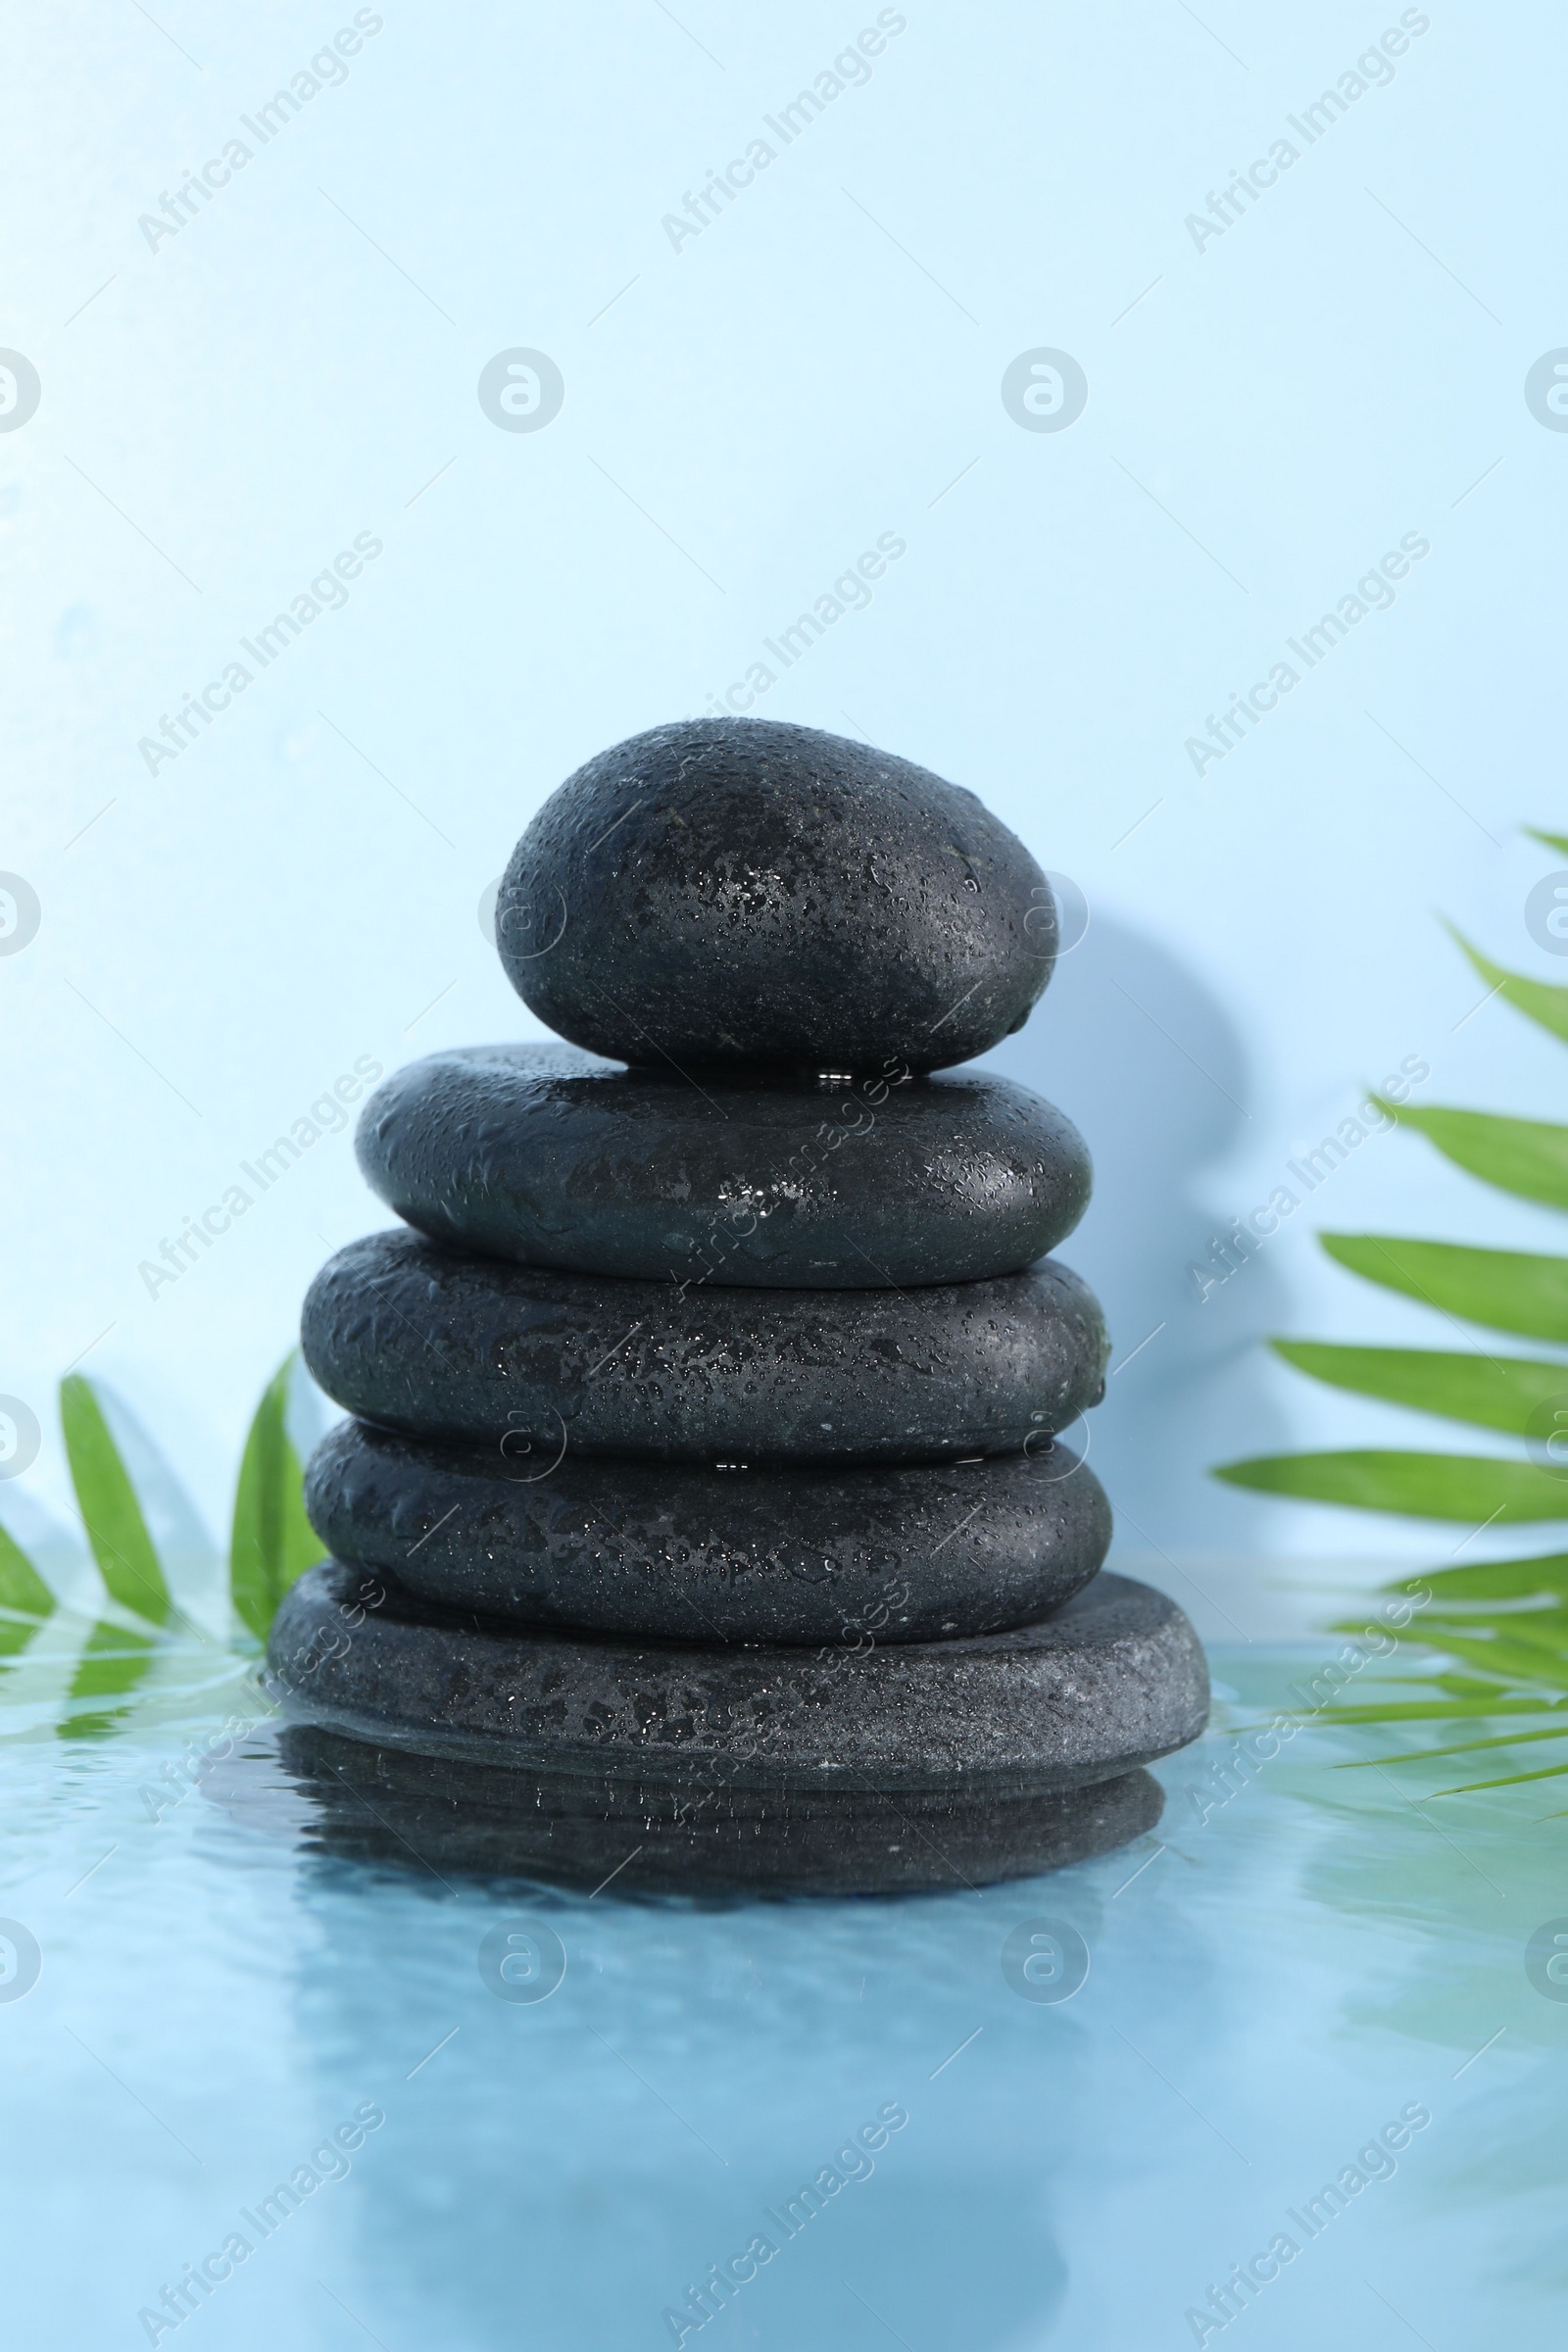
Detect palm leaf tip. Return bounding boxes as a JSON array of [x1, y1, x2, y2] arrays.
[[1435, 1760, 1568, 1794], [1445, 923, 1568, 1049]]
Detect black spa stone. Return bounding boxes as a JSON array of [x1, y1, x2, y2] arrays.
[[268, 1561, 1208, 1785], [304, 1419, 1112, 1644], [355, 1043, 1091, 1289], [225, 1726, 1166, 1894], [497, 718, 1054, 1073], [301, 1230, 1109, 1465]]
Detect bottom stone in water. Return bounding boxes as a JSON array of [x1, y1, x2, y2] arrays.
[[267, 1561, 1208, 1787]]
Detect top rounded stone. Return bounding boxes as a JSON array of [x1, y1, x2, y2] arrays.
[[497, 718, 1055, 1072]]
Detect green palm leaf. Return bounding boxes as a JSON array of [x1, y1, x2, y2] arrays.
[[1420, 1549, 1568, 1598], [1320, 1234, 1568, 1343], [1361, 1621, 1568, 1683], [1404, 1631, 1568, 1681], [1415, 1603, 1568, 1645], [1439, 1758, 1568, 1793], [1242, 839, 1568, 1793], [1373, 1098, 1568, 1210], [1217, 813, 1568, 1797], [0, 1528, 54, 1680], [1301, 1694, 1556, 1725], [0, 1524, 54, 1619], [1273, 1341, 1568, 1436], [229, 1355, 320, 1639], [1342, 1722, 1568, 1769], [1526, 827, 1568, 858], [59, 1376, 171, 1626], [1215, 1448, 1568, 1521], [1448, 925, 1568, 1049]]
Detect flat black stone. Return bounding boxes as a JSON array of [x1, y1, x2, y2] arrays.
[[497, 718, 1054, 1073], [304, 1420, 1112, 1644], [220, 1726, 1164, 1895], [267, 1561, 1208, 1786], [355, 1045, 1091, 1290], [355, 1049, 1091, 1289], [301, 1230, 1109, 1465]]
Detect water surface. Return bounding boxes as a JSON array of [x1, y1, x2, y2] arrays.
[[2, 1593, 1559, 2350]]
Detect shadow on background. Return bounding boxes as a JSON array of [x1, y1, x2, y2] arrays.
[[980, 911, 1292, 1559]]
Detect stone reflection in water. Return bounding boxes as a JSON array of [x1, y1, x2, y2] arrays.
[[213, 1724, 1163, 1896]]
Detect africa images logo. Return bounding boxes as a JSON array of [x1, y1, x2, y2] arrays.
[[1525, 351, 1568, 431], [1001, 351, 1088, 433], [0, 351, 40, 432], [476, 350, 564, 432]]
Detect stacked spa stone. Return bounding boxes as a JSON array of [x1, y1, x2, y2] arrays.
[[270, 720, 1206, 1853]]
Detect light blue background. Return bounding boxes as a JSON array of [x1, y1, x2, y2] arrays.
[[4, 0, 1563, 1580]]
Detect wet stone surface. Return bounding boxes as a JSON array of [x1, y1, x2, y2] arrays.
[[268, 1562, 1209, 1786], [498, 717, 1055, 1072], [301, 1229, 1110, 1466], [354, 1044, 1092, 1290], [281, 716, 1206, 1870], [304, 1419, 1112, 1644]]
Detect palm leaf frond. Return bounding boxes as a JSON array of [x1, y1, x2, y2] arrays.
[[1215, 825, 1568, 1797]]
